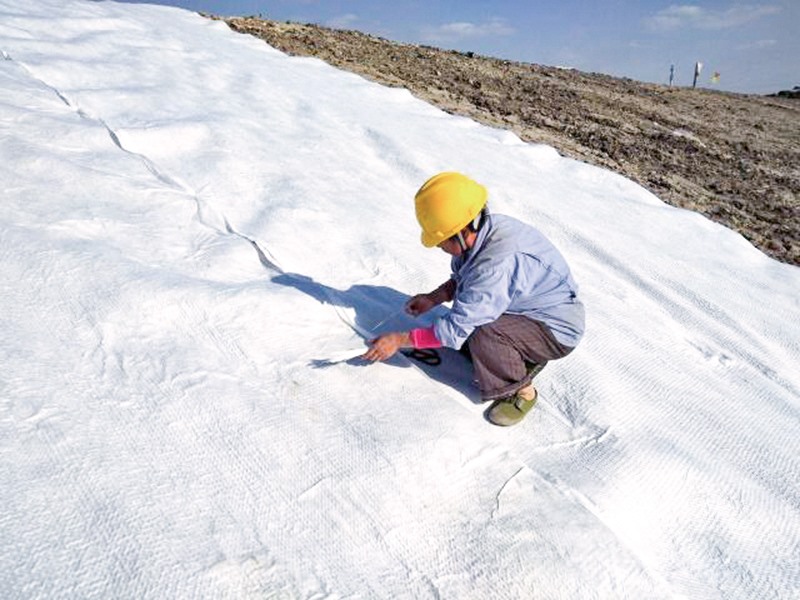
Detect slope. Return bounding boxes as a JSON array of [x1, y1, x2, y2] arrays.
[[1, 1, 798, 598], [224, 16, 800, 267]]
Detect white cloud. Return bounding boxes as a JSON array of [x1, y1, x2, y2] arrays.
[[646, 4, 781, 31], [326, 13, 359, 29], [421, 18, 515, 43], [739, 38, 778, 49]]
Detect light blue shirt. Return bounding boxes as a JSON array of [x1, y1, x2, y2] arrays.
[[434, 213, 585, 349]]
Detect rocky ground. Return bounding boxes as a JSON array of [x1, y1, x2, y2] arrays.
[[219, 16, 799, 266]]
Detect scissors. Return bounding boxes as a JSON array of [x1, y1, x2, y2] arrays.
[[402, 348, 442, 366]]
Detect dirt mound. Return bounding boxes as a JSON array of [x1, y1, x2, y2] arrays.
[[221, 16, 799, 266]]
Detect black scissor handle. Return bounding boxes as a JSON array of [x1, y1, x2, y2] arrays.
[[403, 348, 442, 366]]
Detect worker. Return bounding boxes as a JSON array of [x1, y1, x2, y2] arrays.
[[363, 172, 585, 426]]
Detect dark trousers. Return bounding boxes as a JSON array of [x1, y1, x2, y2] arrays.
[[465, 314, 574, 401]]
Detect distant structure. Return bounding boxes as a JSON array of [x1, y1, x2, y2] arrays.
[[692, 62, 703, 88], [669, 64, 675, 87], [770, 85, 800, 99]]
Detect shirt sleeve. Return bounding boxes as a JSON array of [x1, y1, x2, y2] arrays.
[[434, 254, 517, 349]]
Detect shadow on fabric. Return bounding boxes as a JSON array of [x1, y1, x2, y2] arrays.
[[271, 272, 480, 403]]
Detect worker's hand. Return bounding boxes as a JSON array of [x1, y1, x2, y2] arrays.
[[405, 294, 437, 317], [362, 332, 410, 362]]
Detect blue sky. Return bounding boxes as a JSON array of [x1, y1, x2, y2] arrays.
[[118, 0, 797, 94]]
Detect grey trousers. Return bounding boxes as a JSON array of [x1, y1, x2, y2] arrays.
[[465, 314, 574, 401]]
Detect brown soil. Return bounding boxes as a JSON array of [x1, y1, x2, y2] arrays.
[[219, 16, 800, 266]]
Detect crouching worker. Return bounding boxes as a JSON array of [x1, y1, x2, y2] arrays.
[[362, 172, 585, 427]]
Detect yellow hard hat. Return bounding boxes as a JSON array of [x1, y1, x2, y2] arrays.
[[414, 172, 488, 247]]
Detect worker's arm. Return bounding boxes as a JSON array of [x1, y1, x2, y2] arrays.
[[405, 279, 456, 316]]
